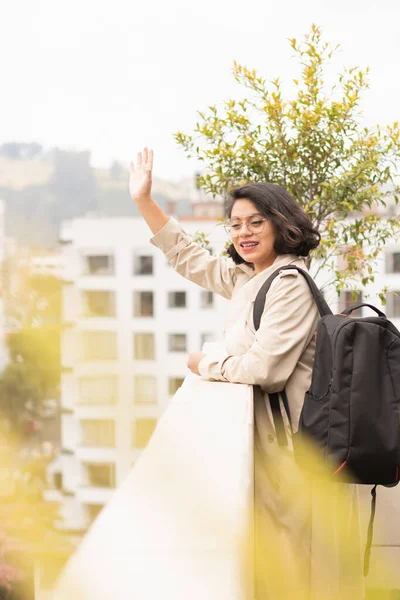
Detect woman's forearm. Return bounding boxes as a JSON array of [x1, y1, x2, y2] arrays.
[[136, 195, 170, 235]]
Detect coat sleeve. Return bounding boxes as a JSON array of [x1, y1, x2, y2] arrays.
[[150, 217, 253, 299], [197, 271, 319, 392]]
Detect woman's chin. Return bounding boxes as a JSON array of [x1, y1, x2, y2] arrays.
[[238, 250, 258, 262], [240, 255, 255, 266]]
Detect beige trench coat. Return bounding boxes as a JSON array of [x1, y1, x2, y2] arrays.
[[151, 217, 364, 599], [151, 217, 318, 428]]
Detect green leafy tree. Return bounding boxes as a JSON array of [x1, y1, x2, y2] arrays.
[[175, 24, 400, 297], [189, 231, 213, 253], [0, 271, 64, 590], [7, 273, 62, 329], [0, 275, 61, 438], [0, 422, 63, 598], [0, 362, 43, 434], [0, 325, 60, 435]]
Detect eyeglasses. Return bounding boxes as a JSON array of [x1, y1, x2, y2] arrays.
[[224, 214, 268, 238]]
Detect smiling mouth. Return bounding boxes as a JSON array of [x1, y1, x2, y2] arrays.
[[240, 241, 259, 249]]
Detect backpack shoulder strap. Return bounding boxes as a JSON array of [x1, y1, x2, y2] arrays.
[[253, 265, 332, 331], [364, 485, 378, 577]]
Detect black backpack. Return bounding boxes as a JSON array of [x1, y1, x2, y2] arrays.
[[253, 265, 400, 575]]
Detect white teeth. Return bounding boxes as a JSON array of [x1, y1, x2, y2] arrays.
[[241, 242, 258, 247]]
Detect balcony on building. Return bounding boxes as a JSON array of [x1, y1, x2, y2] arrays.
[[79, 330, 119, 363], [74, 374, 118, 421], [77, 487, 114, 506], [132, 418, 158, 450], [77, 419, 117, 463], [386, 251, 400, 275], [76, 462, 116, 507], [81, 289, 116, 319], [133, 253, 154, 277], [133, 290, 154, 318], [82, 253, 115, 277]]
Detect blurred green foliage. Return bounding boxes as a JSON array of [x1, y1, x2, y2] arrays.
[[0, 275, 61, 438]]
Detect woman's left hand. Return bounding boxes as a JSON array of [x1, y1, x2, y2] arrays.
[[186, 351, 206, 375]]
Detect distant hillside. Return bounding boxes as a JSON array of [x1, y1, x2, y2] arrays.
[[0, 143, 194, 247]]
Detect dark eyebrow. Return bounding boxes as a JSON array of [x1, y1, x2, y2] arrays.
[[228, 213, 264, 221]]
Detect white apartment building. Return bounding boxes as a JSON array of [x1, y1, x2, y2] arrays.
[[53, 208, 400, 532], [55, 215, 229, 529], [325, 241, 400, 324]]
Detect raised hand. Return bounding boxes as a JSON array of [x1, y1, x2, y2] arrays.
[[129, 148, 154, 204]]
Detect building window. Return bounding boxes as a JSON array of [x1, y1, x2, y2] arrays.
[[53, 472, 63, 490], [134, 333, 155, 360], [200, 291, 214, 308], [168, 291, 186, 308], [86, 463, 116, 488], [81, 420, 115, 447], [168, 334, 187, 353], [134, 255, 153, 275], [168, 377, 184, 395], [87, 504, 103, 524], [82, 291, 116, 317], [338, 291, 362, 316], [133, 291, 154, 317], [82, 331, 117, 360], [134, 375, 157, 404], [133, 418, 157, 448], [85, 255, 114, 275], [78, 377, 117, 406], [386, 252, 400, 273], [387, 292, 400, 318], [200, 332, 216, 348]]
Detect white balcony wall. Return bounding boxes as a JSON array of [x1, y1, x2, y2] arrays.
[[61, 372, 76, 412], [76, 447, 116, 463], [62, 284, 80, 323], [61, 414, 80, 451], [59, 496, 87, 530], [76, 487, 114, 506], [75, 406, 116, 420], [61, 329, 78, 368], [62, 455, 83, 493]]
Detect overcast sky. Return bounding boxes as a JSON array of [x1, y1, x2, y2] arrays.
[[2, 0, 400, 181]]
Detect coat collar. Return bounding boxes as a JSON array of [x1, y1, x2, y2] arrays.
[[245, 254, 307, 301]]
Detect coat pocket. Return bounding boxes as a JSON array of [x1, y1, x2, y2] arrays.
[[293, 389, 331, 468], [299, 389, 331, 437]]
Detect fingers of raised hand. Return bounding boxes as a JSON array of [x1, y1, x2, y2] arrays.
[[142, 147, 153, 171], [131, 148, 153, 172], [147, 148, 153, 170]]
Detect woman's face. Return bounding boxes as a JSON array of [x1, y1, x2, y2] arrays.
[[229, 199, 277, 274]]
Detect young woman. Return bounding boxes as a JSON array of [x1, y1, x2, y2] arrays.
[[129, 148, 364, 599]]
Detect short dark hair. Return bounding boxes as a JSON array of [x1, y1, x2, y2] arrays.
[[225, 182, 320, 266]]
